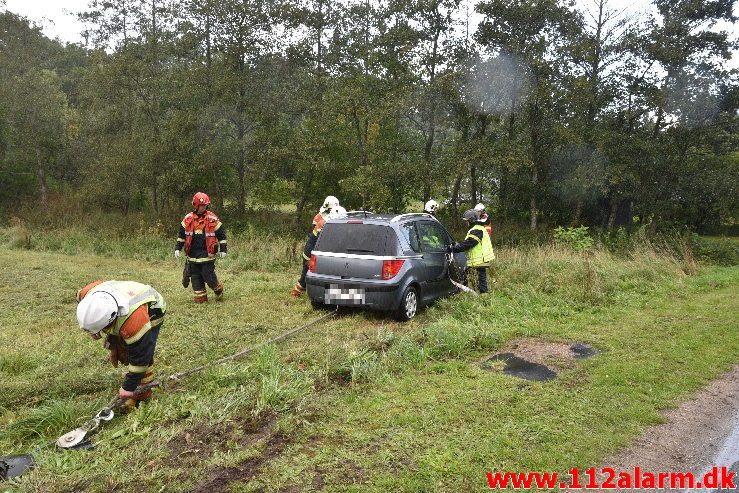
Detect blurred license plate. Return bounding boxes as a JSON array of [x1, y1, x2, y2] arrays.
[[325, 284, 365, 304]]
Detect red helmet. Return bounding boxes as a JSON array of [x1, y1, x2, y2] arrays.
[[192, 192, 211, 209]]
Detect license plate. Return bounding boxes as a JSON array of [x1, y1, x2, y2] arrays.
[[325, 284, 365, 304]]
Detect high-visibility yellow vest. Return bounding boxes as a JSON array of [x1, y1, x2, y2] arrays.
[[87, 281, 166, 344], [466, 224, 495, 267]]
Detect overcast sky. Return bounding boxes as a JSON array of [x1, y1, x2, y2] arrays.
[[4, 0, 738, 69]]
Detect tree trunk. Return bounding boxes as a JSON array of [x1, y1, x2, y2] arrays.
[[316, 0, 323, 72], [295, 165, 315, 225], [423, 121, 435, 203], [530, 166, 538, 231], [35, 146, 48, 208], [152, 175, 159, 214], [607, 197, 618, 229], [236, 144, 246, 215], [422, 19, 441, 205], [211, 162, 224, 210], [470, 163, 478, 206], [352, 108, 368, 167], [451, 172, 463, 219], [499, 167, 508, 225], [571, 200, 583, 226]]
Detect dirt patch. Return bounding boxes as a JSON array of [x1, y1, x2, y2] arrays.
[[193, 431, 289, 493], [338, 459, 366, 483], [504, 339, 578, 369], [591, 365, 739, 492], [167, 411, 276, 466], [483, 338, 599, 371], [312, 468, 325, 490]]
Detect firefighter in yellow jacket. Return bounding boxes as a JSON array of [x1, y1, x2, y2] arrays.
[[76, 280, 166, 412], [448, 209, 495, 293], [175, 192, 227, 303]]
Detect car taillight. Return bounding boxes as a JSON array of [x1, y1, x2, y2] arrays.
[[347, 220, 363, 224], [309, 254, 317, 273], [381, 259, 405, 280]]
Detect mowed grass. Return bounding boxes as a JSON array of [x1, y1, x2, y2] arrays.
[[0, 239, 737, 492]]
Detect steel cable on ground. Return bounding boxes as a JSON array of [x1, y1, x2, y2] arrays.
[[1, 308, 338, 476]]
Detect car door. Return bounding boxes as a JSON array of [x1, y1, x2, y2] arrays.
[[416, 220, 452, 299]]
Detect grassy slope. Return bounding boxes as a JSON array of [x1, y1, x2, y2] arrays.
[[0, 247, 737, 492], [260, 270, 737, 492]]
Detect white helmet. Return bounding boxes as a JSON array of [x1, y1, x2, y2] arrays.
[[320, 195, 340, 213], [424, 200, 439, 214], [328, 205, 347, 219], [77, 291, 119, 334], [474, 203, 485, 212]]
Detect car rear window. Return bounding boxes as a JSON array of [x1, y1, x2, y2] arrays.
[[316, 223, 398, 256]]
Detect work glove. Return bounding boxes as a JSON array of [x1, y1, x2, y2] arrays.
[[118, 385, 152, 402], [219, 251, 226, 258], [182, 260, 191, 288], [117, 388, 138, 414], [104, 335, 129, 368], [118, 388, 136, 399], [174, 250, 180, 259]]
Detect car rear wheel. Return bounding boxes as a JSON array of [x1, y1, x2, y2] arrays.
[[394, 286, 418, 321]]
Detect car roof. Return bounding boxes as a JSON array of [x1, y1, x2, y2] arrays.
[[327, 212, 438, 226]]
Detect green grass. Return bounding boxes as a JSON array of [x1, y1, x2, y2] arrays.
[[0, 234, 737, 492]]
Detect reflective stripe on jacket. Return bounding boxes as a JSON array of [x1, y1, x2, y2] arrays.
[[183, 211, 222, 257]]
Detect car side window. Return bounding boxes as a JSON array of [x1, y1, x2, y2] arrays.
[[417, 221, 449, 252], [400, 222, 421, 252]]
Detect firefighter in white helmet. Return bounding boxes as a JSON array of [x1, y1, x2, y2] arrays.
[[424, 199, 439, 216], [291, 196, 343, 297], [448, 209, 495, 293], [76, 280, 166, 412], [474, 202, 493, 239]]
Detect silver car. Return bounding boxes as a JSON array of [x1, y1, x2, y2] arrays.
[[305, 213, 466, 320]]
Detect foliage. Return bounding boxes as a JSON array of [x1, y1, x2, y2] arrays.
[[553, 225, 594, 251], [691, 235, 739, 266], [0, 2, 735, 231]]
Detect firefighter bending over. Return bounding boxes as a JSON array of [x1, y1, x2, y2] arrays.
[[76, 280, 166, 412]]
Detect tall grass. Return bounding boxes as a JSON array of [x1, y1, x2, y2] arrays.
[[308, 243, 690, 388], [6, 215, 305, 269]]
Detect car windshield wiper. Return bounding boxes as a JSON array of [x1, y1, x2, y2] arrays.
[[346, 248, 374, 253]]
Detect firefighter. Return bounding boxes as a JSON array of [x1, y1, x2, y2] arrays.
[[474, 203, 493, 239], [424, 199, 439, 216], [175, 192, 227, 303], [291, 195, 342, 297], [76, 280, 166, 412], [448, 209, 495, 293]]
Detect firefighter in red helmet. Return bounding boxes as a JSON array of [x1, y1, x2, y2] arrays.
[[175, 192, 227, 303]]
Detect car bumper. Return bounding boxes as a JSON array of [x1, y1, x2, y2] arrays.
[[305, 275, 403, 310]]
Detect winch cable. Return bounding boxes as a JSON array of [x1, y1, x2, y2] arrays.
[[168, 308, 338, 381], [445, 252, 478, 296], [7, 308, 338, 463]]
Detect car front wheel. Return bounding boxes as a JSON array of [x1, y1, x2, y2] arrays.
[[394, 286, 418, 321]]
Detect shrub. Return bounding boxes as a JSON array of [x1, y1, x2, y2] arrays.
[[553, 226, 594, 252], [691, 235, 739, 266]]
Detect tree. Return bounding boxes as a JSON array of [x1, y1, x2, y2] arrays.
[[4, 69, 69, 207], [476, 0, 580, 230]]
